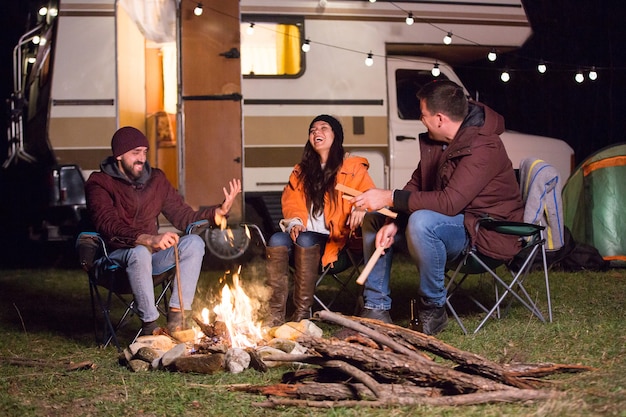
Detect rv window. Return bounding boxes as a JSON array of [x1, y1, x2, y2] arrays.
[[396, 69, 449, 120], [241, 16, 304, 78]]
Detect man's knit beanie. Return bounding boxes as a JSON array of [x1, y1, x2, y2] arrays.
[[111, 126, 150, 158]]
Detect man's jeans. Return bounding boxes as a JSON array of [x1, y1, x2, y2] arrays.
[[107, 234, 205, 323], [362, 210, 468, 310]]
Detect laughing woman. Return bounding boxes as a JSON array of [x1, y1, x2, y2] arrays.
[[264, 114, 376, 327]]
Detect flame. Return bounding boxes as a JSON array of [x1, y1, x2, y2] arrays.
[[211, 266, 264, 348]]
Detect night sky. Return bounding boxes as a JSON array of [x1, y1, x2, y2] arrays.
[[1, 0, 625, 258]]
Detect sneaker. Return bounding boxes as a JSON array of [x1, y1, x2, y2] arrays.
[[360, 308, 393, 324], [417, 298, 448, 335], [141, 320, 160, 336]]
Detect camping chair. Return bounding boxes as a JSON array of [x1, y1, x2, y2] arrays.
[[445, 217, 552, 334], [76, 220, 209, 350], [313, 230, 364, 315]]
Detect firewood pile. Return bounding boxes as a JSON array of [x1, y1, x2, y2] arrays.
[[234, 310, 593, 409]]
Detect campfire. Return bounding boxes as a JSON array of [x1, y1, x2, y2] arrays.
[[120, 224, 593, 409]]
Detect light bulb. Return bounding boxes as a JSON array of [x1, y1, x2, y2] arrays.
[[406, 13, 414, 26], [193, 3, 203, 16], [369, 0, 376, 2], [32, 35, 40, 45], [365, 52, 374, 67], [49, 8, 58, 17], [38, 7, 48, 16], [302, 39, 310, 53], [443, 32, 453, 45], [588, 67, 598, 81], [246, 23, 255, 35], [537, 60, 547, 74], [487, 49, 497, 62], [39, 37, 47, 46], [500, 70, 510, 83], [575, 71, 584, 83], [431, 63, 440, 77], [27, 57, 36, 64]]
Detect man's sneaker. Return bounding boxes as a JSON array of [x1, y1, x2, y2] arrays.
[[141, 320, 160, 336], [416, 298, 448, 335], [360, 308, 393, 324]]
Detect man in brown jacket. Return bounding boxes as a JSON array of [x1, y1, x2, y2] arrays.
[[351, 80, 524, 335], [85, 126, 241, 335]]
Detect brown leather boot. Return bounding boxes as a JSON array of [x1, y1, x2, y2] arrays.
[[265, 245, 289, 327], [290, 244, 320, 322]]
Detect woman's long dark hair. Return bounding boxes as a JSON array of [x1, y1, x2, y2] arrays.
[[299, 115, 345, 216]]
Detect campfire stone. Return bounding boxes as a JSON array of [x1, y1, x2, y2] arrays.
[[274, 320, 323, 340], [225, 348, 250, 374], [160, 343, 188, 369], [256, 346, 293, 368], [174, 353, 225, 374], [128, 359, 151, 372], [267, 338, 306, 355], [129, 335, 178, 354], [134, 347, 160, 363]]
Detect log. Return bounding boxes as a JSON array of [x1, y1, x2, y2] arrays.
[[253, 388, 559, 408], [298, 336, 513, 394]]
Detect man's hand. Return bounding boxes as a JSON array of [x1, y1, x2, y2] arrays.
[[137, 232, 180, 251], [351, 188, 393, 212], [376, 223, 397, 251], [215, 179, 242, 224]]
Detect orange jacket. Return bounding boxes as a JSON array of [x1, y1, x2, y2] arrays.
[[281, 155, 376, 266]]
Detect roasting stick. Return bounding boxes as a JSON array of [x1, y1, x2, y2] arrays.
[[173, 242, 185, 329], [336, 183, 398, 219], [356, 245, 386, 285]]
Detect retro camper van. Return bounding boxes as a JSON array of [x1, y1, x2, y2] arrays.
[[9, 0, 574, 240]]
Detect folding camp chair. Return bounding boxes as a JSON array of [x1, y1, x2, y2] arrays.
[[445, 217, 552, 334], [76, 220, 209, 351], [313, 231, 364, 315]]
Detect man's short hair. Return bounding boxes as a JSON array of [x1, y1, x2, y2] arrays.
[[417, 80, 468, 122]]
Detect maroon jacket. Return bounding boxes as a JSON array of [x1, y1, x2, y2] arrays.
[[85, 158, 220, 250], [393, 101, 524, 261]]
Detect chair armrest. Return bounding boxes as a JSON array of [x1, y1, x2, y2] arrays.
[[186, 219, 210, 235]]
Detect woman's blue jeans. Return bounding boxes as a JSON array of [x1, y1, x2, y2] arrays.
[[362, 210, 468, 310], [106, 234, 205, 323], [267, 231, 328, 260]]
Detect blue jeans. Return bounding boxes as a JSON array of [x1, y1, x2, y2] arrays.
[[362, 210, 468, 310], [268, 231, 327, 260], [106, 234, 205, 323]]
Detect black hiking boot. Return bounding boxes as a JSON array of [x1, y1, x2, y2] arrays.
[[416, 298, 448, 335]]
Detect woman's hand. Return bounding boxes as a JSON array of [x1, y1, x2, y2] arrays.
[[289, 224, 305, 242], [347, 209, 366, 230]]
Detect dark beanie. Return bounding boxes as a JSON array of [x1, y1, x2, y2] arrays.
[[309, 114, 344, 145], [111, 126, 150, 158]]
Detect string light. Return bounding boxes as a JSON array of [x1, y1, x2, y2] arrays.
[[405, 12, 414, 26], [369, 0, 376, 3], [537, 60, 547, 74], [32, 35, 40, 45], [365, 51, 374, 67], [246, 23, 255, 35], [588, 66, 598, 81], [501, 69, 510, 83], [193, 3, 203, 16], [301, 39, 311, 53], [38, 7, 48, 16], [48, 8, 58, 17], [443, 32, 453, 45], [574, 70, 584, 83], [431, 63, 440, 77], [487, 49, 497, 62]]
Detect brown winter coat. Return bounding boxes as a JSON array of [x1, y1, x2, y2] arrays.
[[85, 158, 221, 251], [394, 101, 524, 260]]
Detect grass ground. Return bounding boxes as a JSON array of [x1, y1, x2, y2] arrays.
[[0, 249, 625, 417]]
